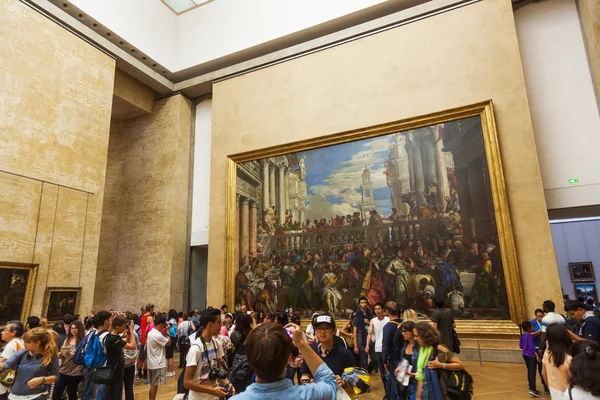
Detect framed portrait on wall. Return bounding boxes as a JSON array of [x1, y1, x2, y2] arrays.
[[569, 262, 595, 282], [223, 101, 527, 331], [43, 287, 81, 323], [574, 283, 597, 300], [0, 262, 37, 326]]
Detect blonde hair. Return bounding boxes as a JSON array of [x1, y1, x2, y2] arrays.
[[24, 327, 58, 367], [402, 308, 418, 323]]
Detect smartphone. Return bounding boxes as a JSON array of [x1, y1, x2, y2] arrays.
[[246, 311, 252, 315], [285, 327, 293, 338]]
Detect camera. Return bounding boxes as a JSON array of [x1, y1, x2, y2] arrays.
[[209, 368, 228, 381]]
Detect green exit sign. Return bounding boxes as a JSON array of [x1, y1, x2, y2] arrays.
[[568, 178, 579, 184]]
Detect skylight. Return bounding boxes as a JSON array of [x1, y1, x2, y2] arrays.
[[161, 0, 211, 15]]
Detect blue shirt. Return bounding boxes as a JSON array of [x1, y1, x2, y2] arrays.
[[231, 363, 337, 400], [530, 318, 542, 348], [3, 349, 59, 396], [300, 343, 354, 377]]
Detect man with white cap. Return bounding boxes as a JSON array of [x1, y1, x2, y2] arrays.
[[300, 313, 354, 389]]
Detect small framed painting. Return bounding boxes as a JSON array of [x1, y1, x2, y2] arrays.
[[43, 287, 81, 323], [569, 262, 595, 282], [574, 283, 598, 300]]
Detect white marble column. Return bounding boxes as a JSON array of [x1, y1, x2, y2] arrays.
[[240, 198, 250, 262], [284, 168, 290, 218], [433, 126, 450, 201], [269, 162, 276, 210], [261, 160, 270, 210], [249, 201, 257, 257], [278, 164, 286, 224], [405, 134, 415, 192], [299, 208, 305, 226]]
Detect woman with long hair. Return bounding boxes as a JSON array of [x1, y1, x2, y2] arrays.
[[166, 309, 178, 378], [52, 321, 84, 400], [0, 327, 59, 399], [412, 322, 464, 400], [395, 321, 418, 400], [567, 341, 600, 399], [542, 323, 572, 399]]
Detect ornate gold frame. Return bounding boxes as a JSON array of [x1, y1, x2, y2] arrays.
[[42, 287, 82, 323], [224, 101, 526, 332], [0, 262, 38, 325]]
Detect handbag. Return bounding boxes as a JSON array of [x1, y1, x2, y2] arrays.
[[91, 364, 114, 384], [0, 368, 15, 386]]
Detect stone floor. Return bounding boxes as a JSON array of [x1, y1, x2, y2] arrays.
[[133, 360, 540, 399]]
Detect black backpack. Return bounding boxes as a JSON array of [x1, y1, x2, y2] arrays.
[[229, 353, 252, 394], [446, 369, 474, 400]]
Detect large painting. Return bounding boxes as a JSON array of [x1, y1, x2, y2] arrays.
[[0, 263, 37, 326], [228, 102, 525, 323]]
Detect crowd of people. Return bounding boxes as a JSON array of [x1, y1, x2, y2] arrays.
[[0, 295, 597, 400], [520, 298, 600, 399]]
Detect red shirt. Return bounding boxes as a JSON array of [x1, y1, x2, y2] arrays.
[[140, 313, 150, 345]]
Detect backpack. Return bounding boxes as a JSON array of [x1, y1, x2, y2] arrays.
[[446, 370, 474, 400], [229, 353, 252, 393], [84, 331, 107, 369], [73, 330, 94, 366], [178, 324, 193, 347], [169, 325, 177, 339]]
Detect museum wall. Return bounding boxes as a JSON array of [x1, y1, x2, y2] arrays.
[[191, 99, 213, 246], [209, 0, 562, 319], [515, 0, 600, 210], [550, 219, 600, 299], [0, 0, 115, 317], [94, 95, 193, 312]]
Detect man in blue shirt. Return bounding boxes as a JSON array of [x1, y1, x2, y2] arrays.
[[232, 322, 336, 399], [353, 296, 373, 370], [565, 300, 600, 343]]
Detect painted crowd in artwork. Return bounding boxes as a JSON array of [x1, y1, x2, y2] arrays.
[[235, 116, 510, 320]]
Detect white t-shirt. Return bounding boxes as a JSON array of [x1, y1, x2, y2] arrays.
[[564, 387, 600, 400], [0, 338, 24, 394], [370, 316, 390, 352], [542, 312, 566, 332], [146, 328, 169, 370], [186, 337, 225, 400]]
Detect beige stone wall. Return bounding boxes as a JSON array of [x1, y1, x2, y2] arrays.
[[0, 0, 115, 316], [209, 0, 562, 318], [95, 95, 192, 312], [578, 0, 600, 104]]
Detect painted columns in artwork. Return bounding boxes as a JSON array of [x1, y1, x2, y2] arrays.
[[261, 160, 270, 209], [433, 126, 450, 201], [240, 198, 250, 263], [269, 163, 276, 210], [278, 164, 285, 224], [284, 167, 290, 217], [236, 195, 241, 264], [249, 202, 257, 257], [406, 133, 426, 205]]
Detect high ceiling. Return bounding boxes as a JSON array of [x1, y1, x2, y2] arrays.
[[161, 0, 212, 14]]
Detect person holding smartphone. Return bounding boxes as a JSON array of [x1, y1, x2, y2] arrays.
[[105, 316, 137, 400]]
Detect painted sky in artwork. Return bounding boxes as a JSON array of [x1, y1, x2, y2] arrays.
[[297, 133, 398, 220]]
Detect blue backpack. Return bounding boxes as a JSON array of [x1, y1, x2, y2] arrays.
[[83, 331, 107, 369], [73, 330, 94, 366]]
